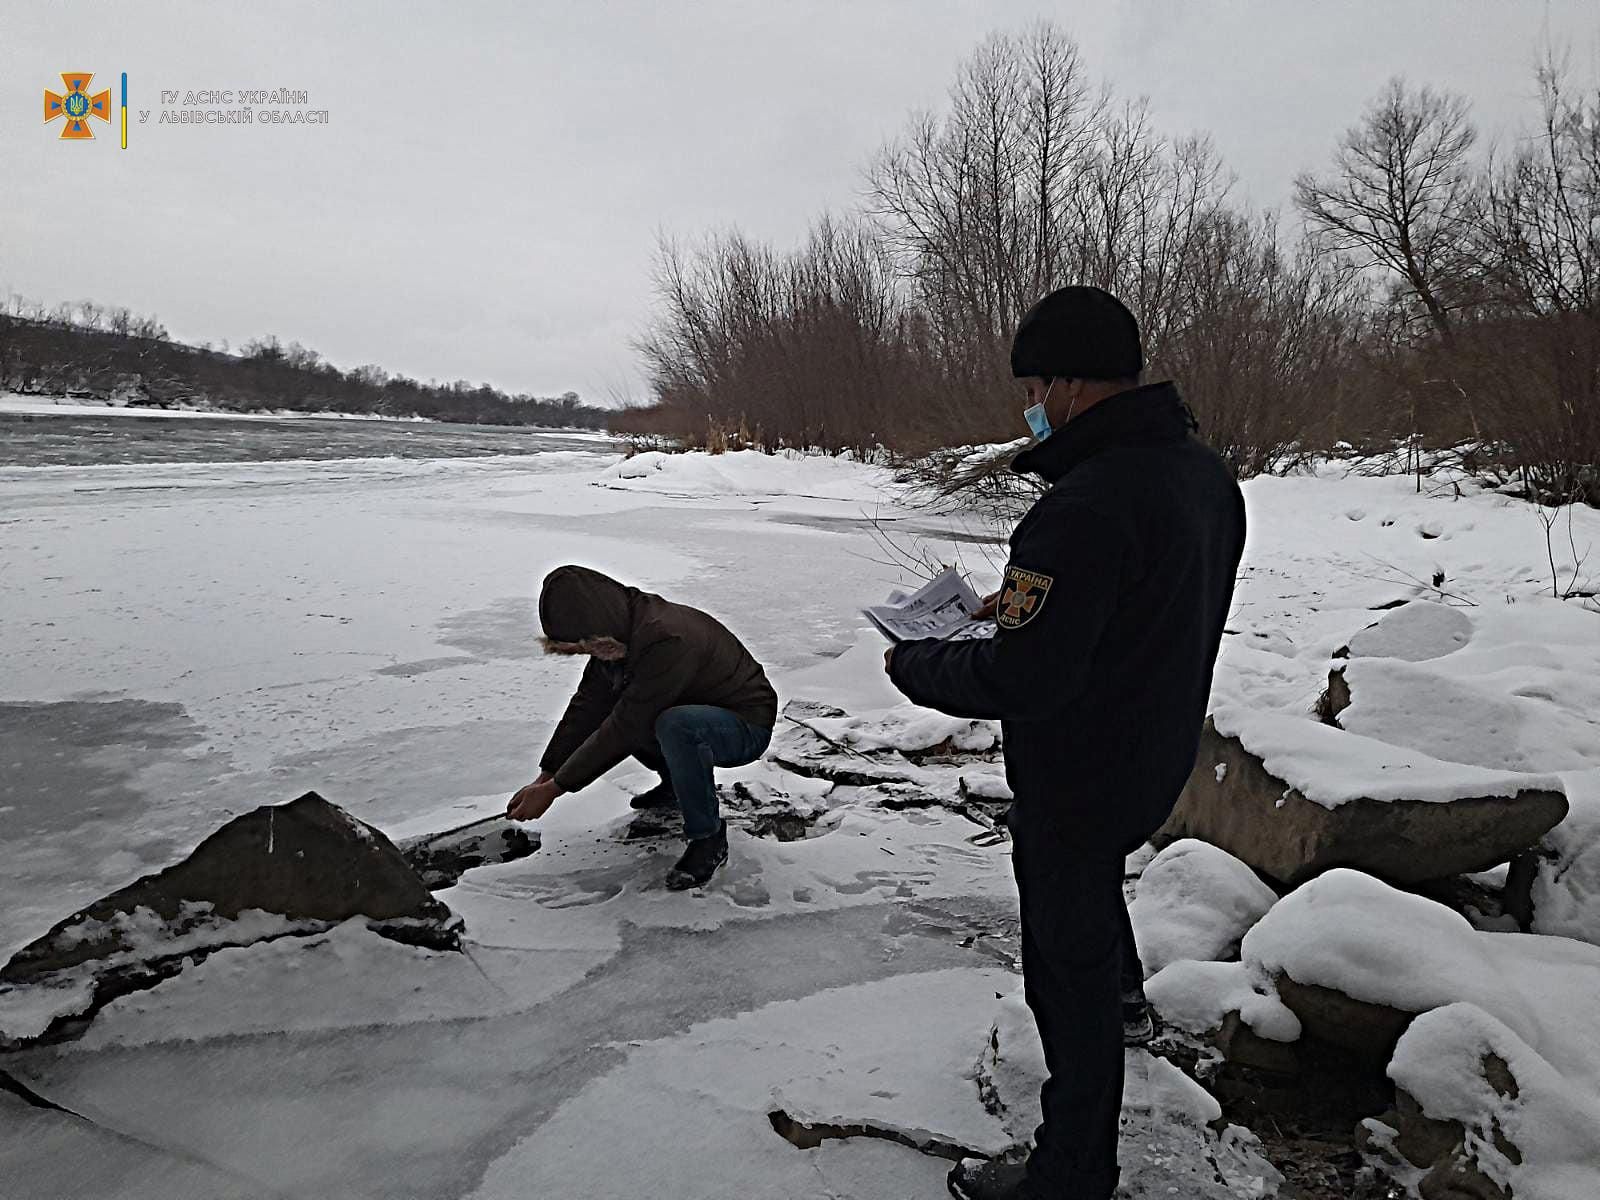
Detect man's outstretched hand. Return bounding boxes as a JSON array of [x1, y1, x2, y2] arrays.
[[507, 773, 563, 821]]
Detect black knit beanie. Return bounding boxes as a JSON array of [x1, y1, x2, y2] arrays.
[[1010, 286, 1144, 380]]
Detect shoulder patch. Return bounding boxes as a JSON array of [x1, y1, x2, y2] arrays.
[[997, 565, 1054, 630]]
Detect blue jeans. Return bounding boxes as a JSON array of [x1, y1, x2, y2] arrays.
[[653, 706, 772, 840]]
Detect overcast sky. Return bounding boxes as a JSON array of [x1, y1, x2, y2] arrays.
[[3, 2, 1596, 402]]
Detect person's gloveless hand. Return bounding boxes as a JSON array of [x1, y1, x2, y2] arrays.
[[971, 589, 1002, 620], [507, 774, 562, 821]]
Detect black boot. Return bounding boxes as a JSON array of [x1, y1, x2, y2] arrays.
[[1123, 992, 1156, 1046], [665, 820, 728, 890], [947, 1157, 1030, 1200], [630, 778, 678, 810]]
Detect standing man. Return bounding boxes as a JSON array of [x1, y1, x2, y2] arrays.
[[885, 287, 1246, 1200], [507, 565, 777, 891]]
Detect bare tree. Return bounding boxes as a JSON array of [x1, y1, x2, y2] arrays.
[[1296, 78, 1479, 340], [1479, 56, 1600, 316], [633, 22, 1359, 469], [1460, 55, 1600, 502], [633, 218, 958, 455], [868, 24, 1102, 366], [1158, 212, 1371, 476]]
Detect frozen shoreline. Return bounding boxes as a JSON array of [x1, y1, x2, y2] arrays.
[[2, 445, 1597, 1199], [0, 391, 616, 435]]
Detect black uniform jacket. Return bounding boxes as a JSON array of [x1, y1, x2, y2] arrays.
[[888, 382, 1246, 855], [539, 567, 778, 793]]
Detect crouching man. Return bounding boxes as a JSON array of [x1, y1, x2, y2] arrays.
[[506, 565, 777, 891]]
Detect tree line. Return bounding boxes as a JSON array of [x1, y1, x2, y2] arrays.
[[618, 24, 1600, 504], [0, 299, 608, 429]]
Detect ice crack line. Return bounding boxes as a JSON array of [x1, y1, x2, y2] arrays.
[[0, 1065, 313, 1200]]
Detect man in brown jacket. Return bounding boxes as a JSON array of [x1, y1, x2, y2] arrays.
[[506, 565, 778, 890]]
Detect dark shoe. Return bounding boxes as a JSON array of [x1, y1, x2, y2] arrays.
[[1123, 996, 1156, 1046], [948, 1157, 1029, 1200], [665, 821, 728, 890], [630, 779, 678, 810]]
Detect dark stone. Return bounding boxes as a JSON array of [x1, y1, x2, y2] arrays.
[[1318, 666, 1351, 726], [0, 792, 457, 1047], [397, 816, 540, 890], [1390, 1090, 1466, 1170], [620, 806, 684, 841], [1384, 1060, 1523, 1199], [898, 736, 995, 765], [1418, 1155, 1511, 1200], [723, 781, 822, 842], [746, 810, 812, 842], [1159, 720, 1569, 887], [1215, 1010, 1301, 1076], [1273, 976, 1415, 1067], [1411, 873, 1512, 928], [1481, 1052, 1519, 1103], [1502, 849, 1541, 931]]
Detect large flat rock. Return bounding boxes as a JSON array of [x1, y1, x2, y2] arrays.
[[1158, 719, 1568, 886]]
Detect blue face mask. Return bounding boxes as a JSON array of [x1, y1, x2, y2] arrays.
[[1023, 378, 1058, 441]]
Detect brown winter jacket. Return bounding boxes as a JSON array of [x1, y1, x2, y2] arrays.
[[537, 566, 778, 792]]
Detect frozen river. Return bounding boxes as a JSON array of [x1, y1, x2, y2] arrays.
[[0, 430, 985, 962], [8, 419, 1590, 1198], [0, 420, 1060, 1200]]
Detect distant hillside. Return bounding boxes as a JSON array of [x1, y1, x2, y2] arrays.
[[0, 307, 610, 429]]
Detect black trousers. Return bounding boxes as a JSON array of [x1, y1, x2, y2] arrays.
[[1012, 834, 1132, 1199]]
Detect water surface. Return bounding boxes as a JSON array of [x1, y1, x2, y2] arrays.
[[0, 412, 613, 468]]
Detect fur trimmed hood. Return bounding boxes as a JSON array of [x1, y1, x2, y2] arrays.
[[540, 635, 627, 661], [538, 565, 636, 646]]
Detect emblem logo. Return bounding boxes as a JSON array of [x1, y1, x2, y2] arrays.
[[45, 72, 112, 140], [997, 566, 1054, 631]]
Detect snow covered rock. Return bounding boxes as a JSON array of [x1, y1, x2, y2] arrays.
[[1378, 1003, 1600, 1200], [1242, 870, 1600, 1069], [722, 779, 830, 841], [768, 704, 1004, 829], [596, 448, 891, 504], [795, 704, 1000, 760], [1129, 839, 1280, 975], [1339, 600, 1474, 663], [1144, 960, 1301, 1043], [0, 791, 455, 1045], [1363, 1004, 1600, 1200], [1242, 873, 1600, 1194], [1143, 960, 1304, 1074], [599, 450, 738, 492], [1158, 718, 1568, 886], [1337, 656, 1600, 776]]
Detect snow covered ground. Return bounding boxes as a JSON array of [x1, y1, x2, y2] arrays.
[[2, 439, 1598, 1198]]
